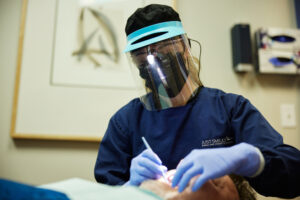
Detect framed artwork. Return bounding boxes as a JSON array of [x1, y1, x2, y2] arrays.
[[11, 0, 176, 141]]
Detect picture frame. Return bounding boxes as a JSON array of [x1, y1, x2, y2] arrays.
[[10, 0, 176, 142]]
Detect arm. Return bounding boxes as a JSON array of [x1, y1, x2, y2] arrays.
[[94, 113, 132, 185], [94, 104, 166, 186], [230, 95, 300, 198]]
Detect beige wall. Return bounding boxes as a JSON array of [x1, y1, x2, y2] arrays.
[[177, 0, 300, 150], [0, 0, 299, 199], [0, 0, 100, 184]]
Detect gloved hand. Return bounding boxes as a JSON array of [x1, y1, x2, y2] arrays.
[[172, 143, 262, 193], [127, 149, 167, 186]]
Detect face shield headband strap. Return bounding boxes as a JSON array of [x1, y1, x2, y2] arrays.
[[124, 21, 185, 53], [188, 38, 202, 78]]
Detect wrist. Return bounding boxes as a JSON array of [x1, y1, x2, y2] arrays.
[[123, 181, 131, 186], [231, 143, 264, 177], [250, 147, 265, 177]]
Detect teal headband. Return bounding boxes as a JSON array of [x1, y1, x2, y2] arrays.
[[124, 21, 185, 52]]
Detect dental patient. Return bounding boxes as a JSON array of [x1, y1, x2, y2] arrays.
[[0, 170, 256, 200], [140, 170, 256, 200]]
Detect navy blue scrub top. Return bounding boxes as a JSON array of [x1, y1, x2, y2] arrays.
[[94, 87, 300, 198]]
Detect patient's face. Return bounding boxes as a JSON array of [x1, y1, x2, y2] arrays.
[[140, 170, 239, 200]]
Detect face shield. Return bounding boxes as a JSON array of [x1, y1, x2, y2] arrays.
[[125, 22, 201, 111]]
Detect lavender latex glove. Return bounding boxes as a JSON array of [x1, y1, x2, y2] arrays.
[[172, 143, 264, 193]]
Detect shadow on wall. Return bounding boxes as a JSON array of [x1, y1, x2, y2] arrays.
[[255, 74, 300, 88], [235, 71, 300, 89]]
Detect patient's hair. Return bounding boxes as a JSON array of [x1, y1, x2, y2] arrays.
[[229, 175, 256, 200]]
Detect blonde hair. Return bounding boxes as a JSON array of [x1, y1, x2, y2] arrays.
[[187, 55, 203, 87], [229, 174, 257, 200]]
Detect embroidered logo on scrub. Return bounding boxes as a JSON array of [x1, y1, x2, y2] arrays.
[[202, 136, 234, 147]]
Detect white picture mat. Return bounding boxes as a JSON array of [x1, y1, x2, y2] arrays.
[[51, 0, 136, 88]]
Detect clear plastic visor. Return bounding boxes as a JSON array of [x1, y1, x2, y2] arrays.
[[127, 34, 200, 111]]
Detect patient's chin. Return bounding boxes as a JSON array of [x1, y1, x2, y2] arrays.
[[140, 179, 179, 199]]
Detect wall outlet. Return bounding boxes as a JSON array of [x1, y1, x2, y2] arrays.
[[280, 104, 296, 128]]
